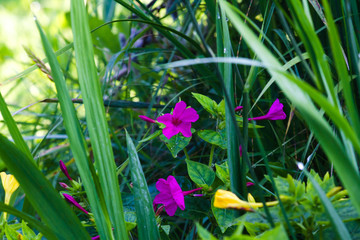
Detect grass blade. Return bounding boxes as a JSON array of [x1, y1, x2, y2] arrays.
[[35, 19, 114, 239], [0, 92, 32, 160], [125, 130, 160, 240], [0, 134, 89, 239], [70, 0, 128, 238]]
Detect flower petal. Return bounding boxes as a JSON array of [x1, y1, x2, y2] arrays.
[[178, 122, 192, 138], [164, 201, 178, 216], [179, 107, 199, 122], [162, 126, 180, 139], [167, 176, 185, 210], [172, 101, 187, 119], [157, 113, 174, 125], [249, 99, 286, 121], [153, 192, 173, 205], [156, 178, 170, 193], [139, 115, 156, 123], [62, 193, 89, 214]]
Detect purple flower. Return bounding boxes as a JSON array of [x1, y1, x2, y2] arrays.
[[234, 106, 243, 112], [62, 193, 88, 214], [153, 175, 202, 216], [157, 101, 199, 139], [247, 182, 254, 187], [139, 115, 156, 123], [59, 182, 70, 189], [91, 236, 100, 240], [59, 160, 72, 181], [249, 99, 286, 121]]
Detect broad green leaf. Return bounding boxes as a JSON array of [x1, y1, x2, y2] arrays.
[[211, 196, 237, 233], [257, 225, 289, 240], [70, 0, 128, 238], [198, 130, 227, 149], [176, 197, 211, 219], [192, 93, 218, 117], [186, 160, 215, 187], [126, 131, 160, 240], [0, 134, 89, 239], [215, 162, 230, 187], [160, 133, 192, 158]]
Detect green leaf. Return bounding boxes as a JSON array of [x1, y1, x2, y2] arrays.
[[211, 195, 237, 233], [21, 221, 36, 239], [257, 225, 289, 240], [196, 222, 218, 240], [126, 130, 160, 240], [198, 130, 227, 149], [5, 224, 19, 240], [160, 133, 192, 158], [215, 162, 230, 187], [186, 160, 215, 187], [192, 93, 218, 117], [70, 0, 128, 238], [0, 134, 89, 239], [303, 169, 352, 240]]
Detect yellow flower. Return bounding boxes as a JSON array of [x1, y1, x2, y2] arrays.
[[214, 189, 278, 211], [1, 172, 20, 220]]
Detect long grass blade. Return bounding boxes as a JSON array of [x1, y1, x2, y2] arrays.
[[35, 19, 114, 240], [70, 0, 128, 238], [125, 130, 160, 240]]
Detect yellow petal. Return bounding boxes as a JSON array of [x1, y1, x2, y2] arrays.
[[214, 190, 253, 211], [1, 172, 20, 195]]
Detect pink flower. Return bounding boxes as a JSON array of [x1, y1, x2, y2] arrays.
[[139, 115, 156, 123], [247, 182, 254, 187], [62, 193, 89, 214], [157, 101, 199, 139], [249, 99, 286, 121], [153, 175, 202, 216], [59, 182, 70, 189], [59, 160, 72, 181]]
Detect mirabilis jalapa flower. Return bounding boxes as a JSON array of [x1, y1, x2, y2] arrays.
[[157, 101, 199, 139], [153, 175, 202, 216], [235, 99, 286, 121], [214, 189, 278, 211]]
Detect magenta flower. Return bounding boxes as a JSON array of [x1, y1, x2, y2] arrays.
[[249, 99, 286, 121], [62, 193, 88, 214], [59, 160, 72, 181], [153, 175, 202, 216], [139, 115, 156, 123], [157, 101, 199, 139]]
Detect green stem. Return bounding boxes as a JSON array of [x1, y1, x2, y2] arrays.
[[183, 148, 190, 160], [209, 144, 215, 167]]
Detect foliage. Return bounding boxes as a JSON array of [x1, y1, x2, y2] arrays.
[[0, 0, 360, 239]]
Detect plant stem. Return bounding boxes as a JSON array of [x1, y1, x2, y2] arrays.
[[209, 144, 215, 167], [183, 148, 190, 160]]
